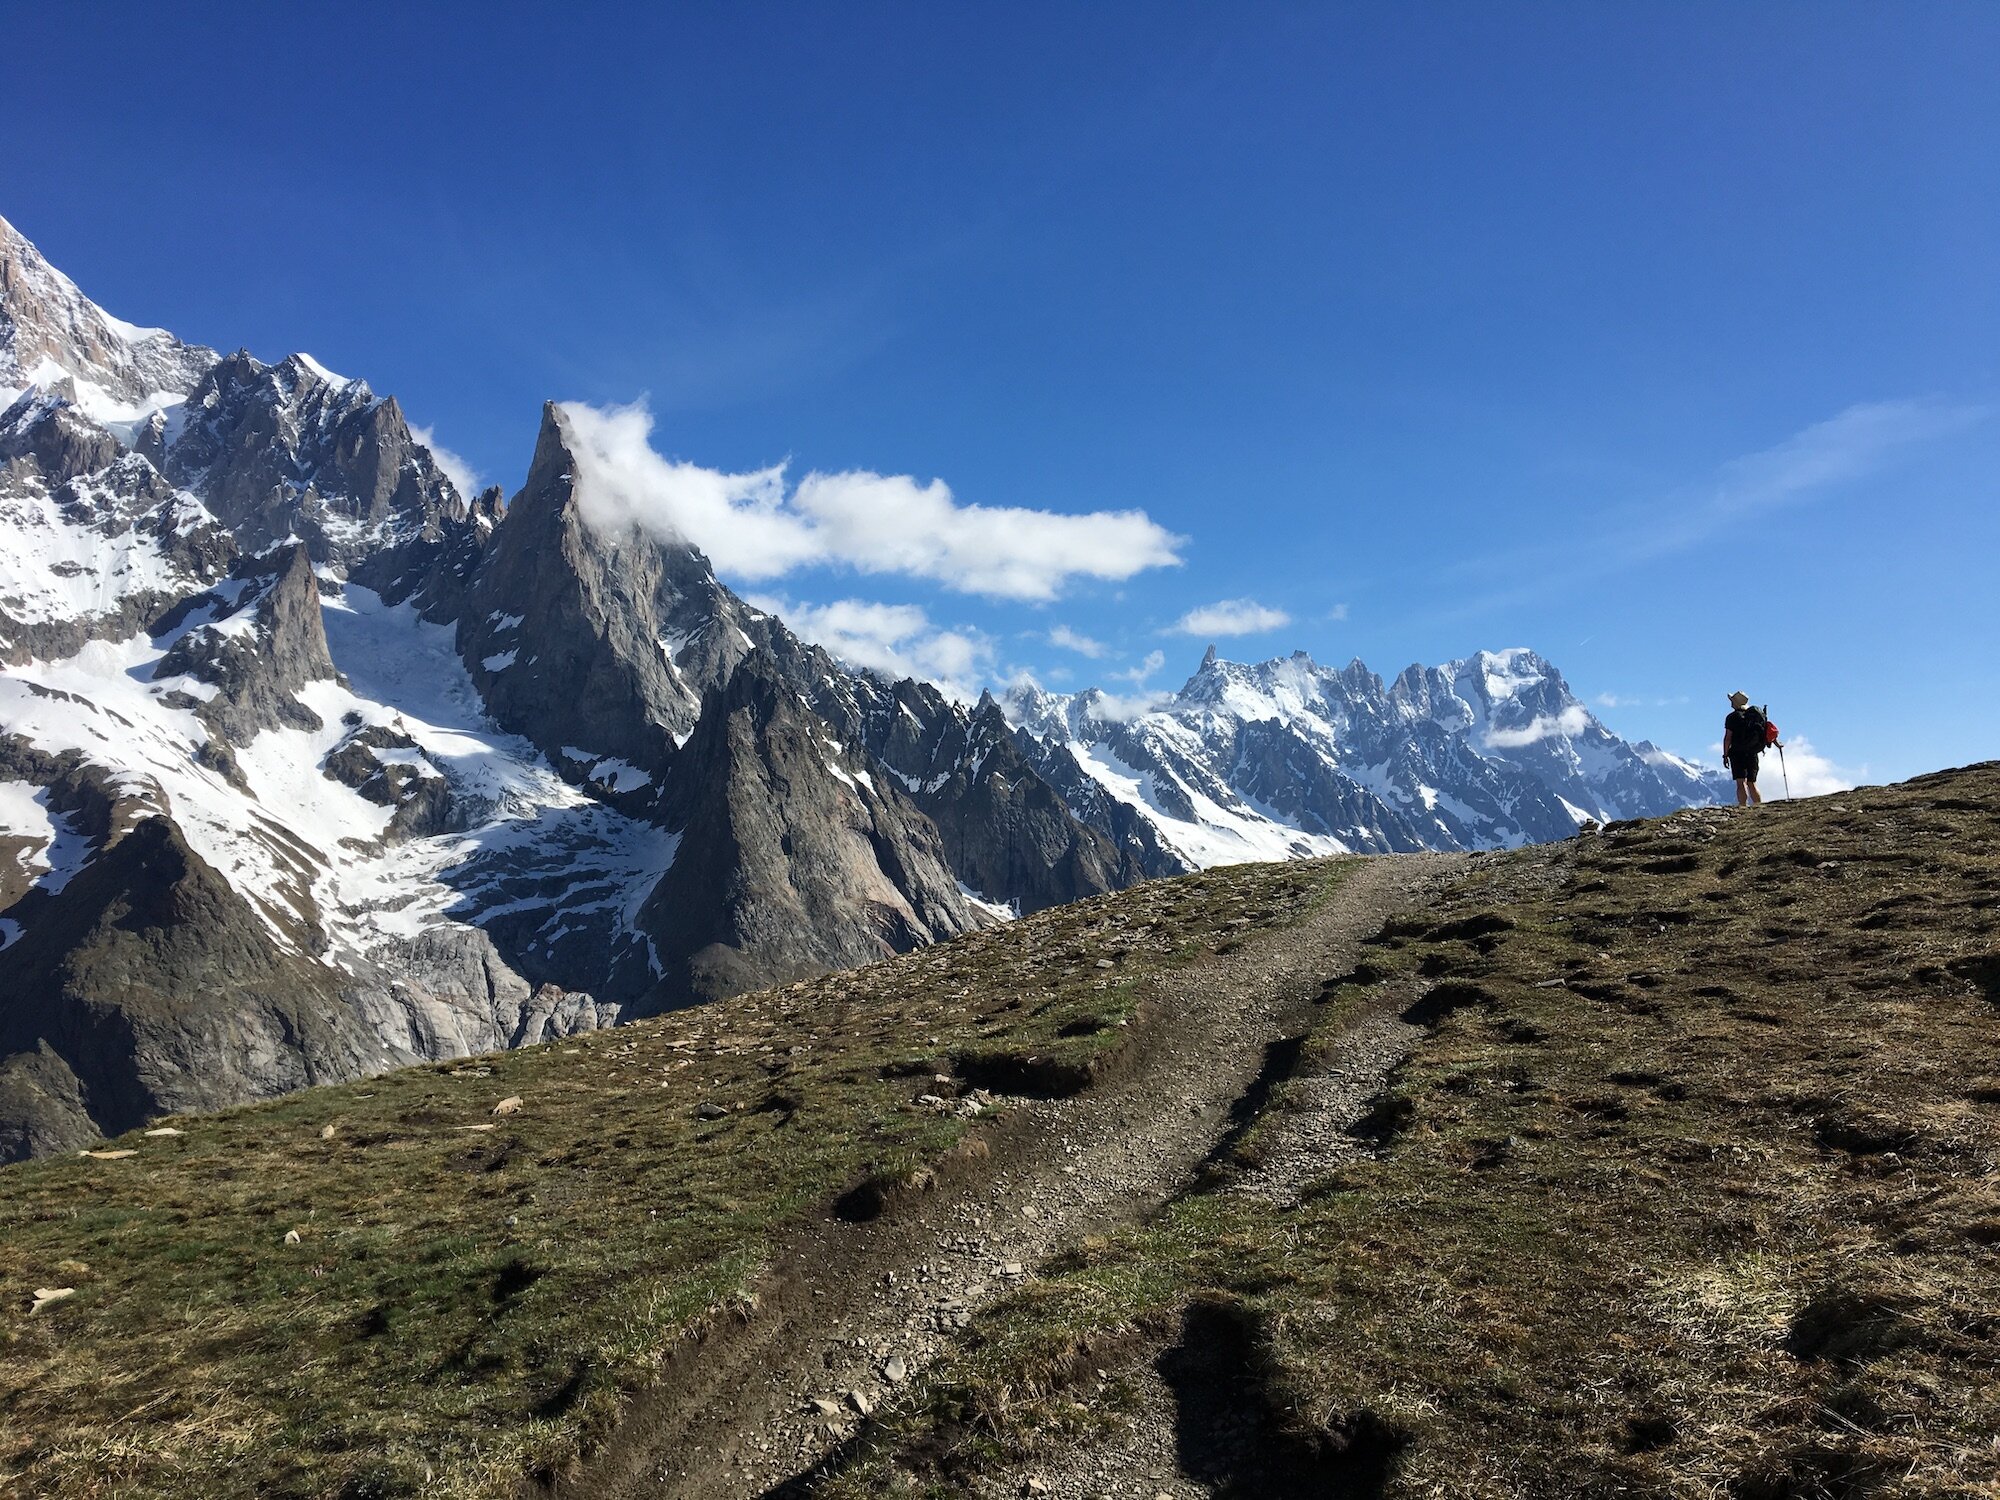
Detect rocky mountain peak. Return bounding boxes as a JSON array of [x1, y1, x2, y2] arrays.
[[641, 653, 977, 1003], [162, 345, 465, 567], [0, 212, 217, 408], [151, 542, 342, 762]]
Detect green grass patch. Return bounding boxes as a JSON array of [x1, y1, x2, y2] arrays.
[[0, 857, 1349, 1498], [828, 764, 2000, 1497]]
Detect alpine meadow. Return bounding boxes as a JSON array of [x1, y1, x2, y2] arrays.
[[2, 8, 1996, 1498]]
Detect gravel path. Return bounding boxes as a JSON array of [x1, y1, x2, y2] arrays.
[[541, 852, 1465, 1500], [992, 984, 1437, 1500]]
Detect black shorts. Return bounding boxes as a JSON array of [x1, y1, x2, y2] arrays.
[[1730, 757, 1759, 783]]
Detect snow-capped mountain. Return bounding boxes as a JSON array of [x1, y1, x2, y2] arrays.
[[0, 212, 1139, 1159], [1006, 645, 1731, 865]]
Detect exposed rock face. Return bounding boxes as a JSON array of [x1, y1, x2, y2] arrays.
[[458, 405, 715, 783], [0, 380, 121, 477], [641, 659, 978, 1004], [321, 720, 456, 841], [0, 212, 217, 406], [0, 812, 376, 1160], [162, 350, 483, 589], [339, 929, 623, 1061], [153, 543, 342, 746], [0, 387, 236, 663], [816, 677, 1162, 912], [1004, 720, 1193, 881]]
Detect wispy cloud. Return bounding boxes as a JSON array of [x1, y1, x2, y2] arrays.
[[1431, 396, 1989, 622], [1047, 624, 1107, 658], [1171, 598, 1291, 637], [1648, 397, 1987, 556], [409, 423, 483, 498], [560, 399, 1184, 601], [745, 594, 993, 702], [1594, 692, 1690, 709], [1113, 648, 1167, 685]]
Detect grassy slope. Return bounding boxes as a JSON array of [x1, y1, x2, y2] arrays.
[[827, 763, 2000, 1499], [0, 858, 1345, 1499]]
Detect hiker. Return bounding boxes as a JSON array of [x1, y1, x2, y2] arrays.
[[1722, 691, 1782, 806]]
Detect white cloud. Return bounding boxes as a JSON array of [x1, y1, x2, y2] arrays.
[[1484, 704, 1591, 749], [409, 424, 483, 498], [1752, 735, 1859, 799], [1112, 649, 1166, 686], [559, 399, 1183, 601], [1047, 625, 1107, 658], [1082, 687, 1169, 723], [1594, 692, 1690, 710], [1171, 599, 1291, 637], [1325, 602, 1350, 622], [748, 594, 993, 702]]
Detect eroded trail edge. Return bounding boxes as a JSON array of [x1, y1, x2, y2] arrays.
[[542, 852, 1467, 1500]]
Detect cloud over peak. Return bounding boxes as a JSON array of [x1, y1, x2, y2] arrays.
[[560, 399, 1183, 601], [1171, 598, 1291, 637], [747, 594, 993, 702]]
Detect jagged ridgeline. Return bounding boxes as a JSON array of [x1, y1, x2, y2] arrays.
[[0, 211, 1725, 1161]]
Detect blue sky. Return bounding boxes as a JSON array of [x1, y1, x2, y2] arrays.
[[7, 3, 1998, 784]]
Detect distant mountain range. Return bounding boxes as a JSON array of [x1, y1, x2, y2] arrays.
[[0, 211, 1724, 1159], [1004, 644, 1727, 865]]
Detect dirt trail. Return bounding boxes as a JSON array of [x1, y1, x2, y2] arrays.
[[540, 852, 1466, 1500]]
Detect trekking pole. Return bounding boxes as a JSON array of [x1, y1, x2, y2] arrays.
[[1778, 743, 1793, 800]]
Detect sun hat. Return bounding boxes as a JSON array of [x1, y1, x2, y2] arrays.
[[1728, 691, 1750, 708]]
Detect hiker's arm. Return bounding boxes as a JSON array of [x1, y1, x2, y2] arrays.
[[1722, 729, 1732, 759]]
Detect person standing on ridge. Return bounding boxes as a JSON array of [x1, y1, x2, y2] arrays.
[[1722, 690, 1781, 806]]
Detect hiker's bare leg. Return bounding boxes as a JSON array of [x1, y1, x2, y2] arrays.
[[1735, 777, 1750, 806], [1748, 781, 1762, 805]]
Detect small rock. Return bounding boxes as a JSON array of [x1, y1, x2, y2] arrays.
[[491, 1096, 524, 1116], [458, 1123, 497, 1132], [320, 1123, 338, 1140], [846, 1388, 874, 1415], [30, 1287, 76, 1314], [884, 1355, 908, 1383], [142, 1127, 183, 1138], [695, 1102, 729, 1120], [1001, 1261, 1024, 1276], [1094, 958, 1115, 969], [80, 1149, 136, 1160], [283, 1229, 302, 1246], [811, 1396, 842, 1417]]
